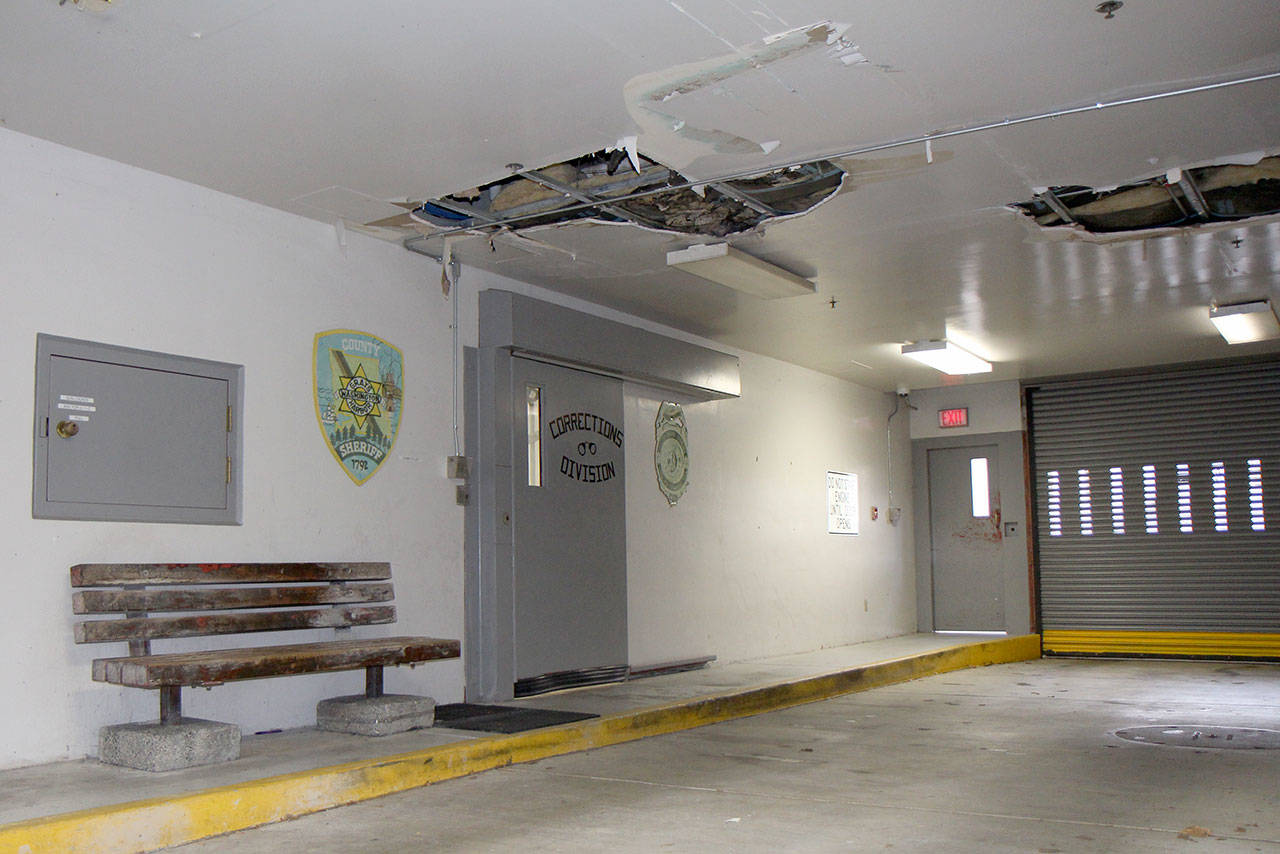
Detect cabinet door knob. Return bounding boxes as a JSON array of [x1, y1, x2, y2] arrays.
[[55, 420, 80, 438]]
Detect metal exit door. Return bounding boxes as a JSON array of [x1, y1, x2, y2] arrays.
[[928, 445, 1005, 631], [511, 358, 627, 694]]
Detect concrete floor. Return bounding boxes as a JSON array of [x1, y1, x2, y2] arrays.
[[173, 657, 1280, 853], [0, 632, 983, 826]]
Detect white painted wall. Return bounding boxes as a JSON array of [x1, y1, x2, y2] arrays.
[[449, 275, 918, 668], [1, 127, 917, 769], [624, 362, 917, 667], [908, 381, 1023, 439], [0, 129, 466, 769]]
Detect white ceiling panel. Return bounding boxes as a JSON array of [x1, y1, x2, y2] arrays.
[[3, 0, 1278, 391]]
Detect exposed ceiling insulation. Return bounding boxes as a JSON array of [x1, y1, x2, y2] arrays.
[[1012, 154, 1280, 236], [407, 150, 845, 238]]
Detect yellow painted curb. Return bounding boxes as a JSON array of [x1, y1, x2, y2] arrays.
[[0, 635, 1039, 853], [1043, 630, 1280, 659]]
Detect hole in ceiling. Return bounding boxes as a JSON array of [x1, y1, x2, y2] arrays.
[[1010, 154, 1280, 235], [407, 149, 845, 238]]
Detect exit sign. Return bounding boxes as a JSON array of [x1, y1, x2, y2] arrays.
[[938, 407, 969, 428]]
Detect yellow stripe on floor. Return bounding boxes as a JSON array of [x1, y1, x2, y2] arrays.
[[1042, 630, 1280, 658], [0, 634, 1039, 854]]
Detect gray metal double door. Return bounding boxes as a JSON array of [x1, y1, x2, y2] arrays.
[[512, 358, 627, 686]]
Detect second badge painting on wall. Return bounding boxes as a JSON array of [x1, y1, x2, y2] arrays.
[[654, 401, 688, 505], [314, 330, 403, 485]]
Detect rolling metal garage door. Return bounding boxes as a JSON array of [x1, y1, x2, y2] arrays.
[[1028, 359, 1280, 659]]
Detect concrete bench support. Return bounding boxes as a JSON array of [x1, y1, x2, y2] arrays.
[[99, 719, 241, 772], [316, 694, 437, 736]]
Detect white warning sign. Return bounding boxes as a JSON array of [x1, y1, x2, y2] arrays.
[[826, 470, 859, 535]]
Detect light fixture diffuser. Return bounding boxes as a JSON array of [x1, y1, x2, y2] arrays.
[[666, 243, 816, 299], [901, 339, 992, 374], [1209, 300, 1280, 344]]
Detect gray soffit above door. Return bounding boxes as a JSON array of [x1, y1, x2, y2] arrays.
[[480, 290, 740, 401]]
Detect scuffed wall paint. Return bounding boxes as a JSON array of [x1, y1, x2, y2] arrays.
[[0, 128, 465, 769], [624, 355, 916, 667]]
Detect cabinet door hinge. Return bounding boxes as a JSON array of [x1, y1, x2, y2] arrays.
[[226, 405, 233, 433], [227, 457, 233, 484]]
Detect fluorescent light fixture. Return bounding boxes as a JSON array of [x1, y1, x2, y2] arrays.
[[666, 243, 815, 299], [1209, 300, 1280, 344], [900, 339, 992, 374]]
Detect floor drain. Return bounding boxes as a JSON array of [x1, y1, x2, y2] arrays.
[[1113, 725, 1280, 750]]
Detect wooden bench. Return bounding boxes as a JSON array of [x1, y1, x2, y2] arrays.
[[71, 562, 459, 769]]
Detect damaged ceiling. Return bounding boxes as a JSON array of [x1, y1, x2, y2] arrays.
[[3, 1, 1280, 389], [405, 149, 846, 238], [1012, 155, 1280, 237]]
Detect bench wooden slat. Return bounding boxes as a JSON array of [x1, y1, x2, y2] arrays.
[[72, 583, 394, 614], [91, 636, 461, 688], [74, 605, 396, 644], [70, 562, 392, 587]]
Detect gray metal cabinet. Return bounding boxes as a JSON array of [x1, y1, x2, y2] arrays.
[[33, 335, 243, 524]]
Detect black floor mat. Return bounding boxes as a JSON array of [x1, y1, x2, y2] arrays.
[[433, 703, 598, 734]]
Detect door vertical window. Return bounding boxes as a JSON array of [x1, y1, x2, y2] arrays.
[[1077, 469, 1093, 535], [526, 385, 542, 487], [1211, 462, 1228, 532], [1046, 470, 1062, 536], [1248, 459, 1265, 531], [1143, 465, 1159, 534], [1109, 467, 1125, 534], [1176, 463, 1193, 533], [970, 457, 990, 517]]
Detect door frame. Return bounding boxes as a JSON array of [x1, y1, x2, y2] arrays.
[[911, 430, 1033, 636], [925, 443, 1004, 631], [465, 290, 741, 702]]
